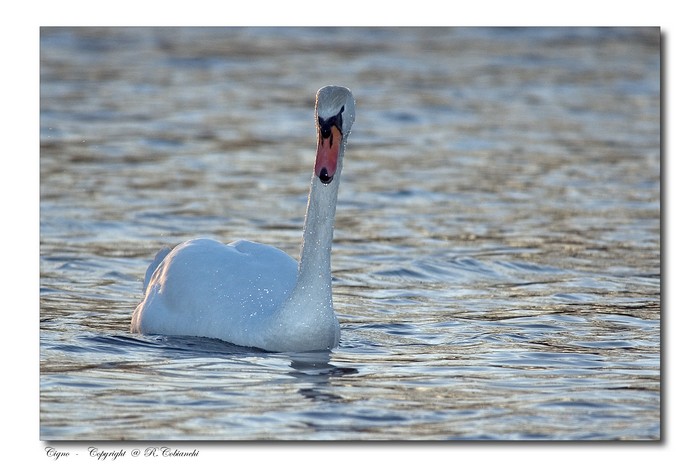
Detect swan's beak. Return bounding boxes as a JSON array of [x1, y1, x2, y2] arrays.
[[315, 125, 342, 184]]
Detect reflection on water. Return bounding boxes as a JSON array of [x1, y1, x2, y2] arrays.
[[40, 27, 660, 440]]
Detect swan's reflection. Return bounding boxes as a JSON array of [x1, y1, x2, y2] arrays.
[[127, 334, 357, 403], [285, 350, 358, 403]]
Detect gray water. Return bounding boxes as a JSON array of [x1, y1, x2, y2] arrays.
[[40, 27, 660, 440]]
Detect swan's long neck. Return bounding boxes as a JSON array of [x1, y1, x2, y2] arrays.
[[293, 127, 346, 304], [297, 173, 341, 295], [266, 149, 344, 351]]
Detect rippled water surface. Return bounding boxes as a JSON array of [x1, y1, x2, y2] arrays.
[[40, 27, 660, 440]]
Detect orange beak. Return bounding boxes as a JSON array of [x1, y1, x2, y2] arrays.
[[314, 125, 342, 184]]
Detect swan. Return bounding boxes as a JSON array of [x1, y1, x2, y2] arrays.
[[131, 85, 356, 352]]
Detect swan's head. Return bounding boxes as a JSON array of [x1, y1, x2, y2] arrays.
[[314, 86, 355, 184]]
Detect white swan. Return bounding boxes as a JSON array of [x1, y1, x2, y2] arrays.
[[131, 86, 356, 352]]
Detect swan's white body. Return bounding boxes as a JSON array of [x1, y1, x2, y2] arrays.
[[131, 86, 355, 352]]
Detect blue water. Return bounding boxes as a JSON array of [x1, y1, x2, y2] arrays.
[[40, 27, 660, 440]]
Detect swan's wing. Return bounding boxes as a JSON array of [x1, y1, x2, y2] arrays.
[[149, 238, 298, 319], [143, 246, 172, 293], [134, 238, 299, 342]]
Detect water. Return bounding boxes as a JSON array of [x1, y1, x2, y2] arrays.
[[40, 27, 660, 440]]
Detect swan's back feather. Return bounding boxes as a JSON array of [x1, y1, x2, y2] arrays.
[[132, 238, 298, 347]]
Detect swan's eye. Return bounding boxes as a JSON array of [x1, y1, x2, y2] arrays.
[[336, 107, 344, 130]]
